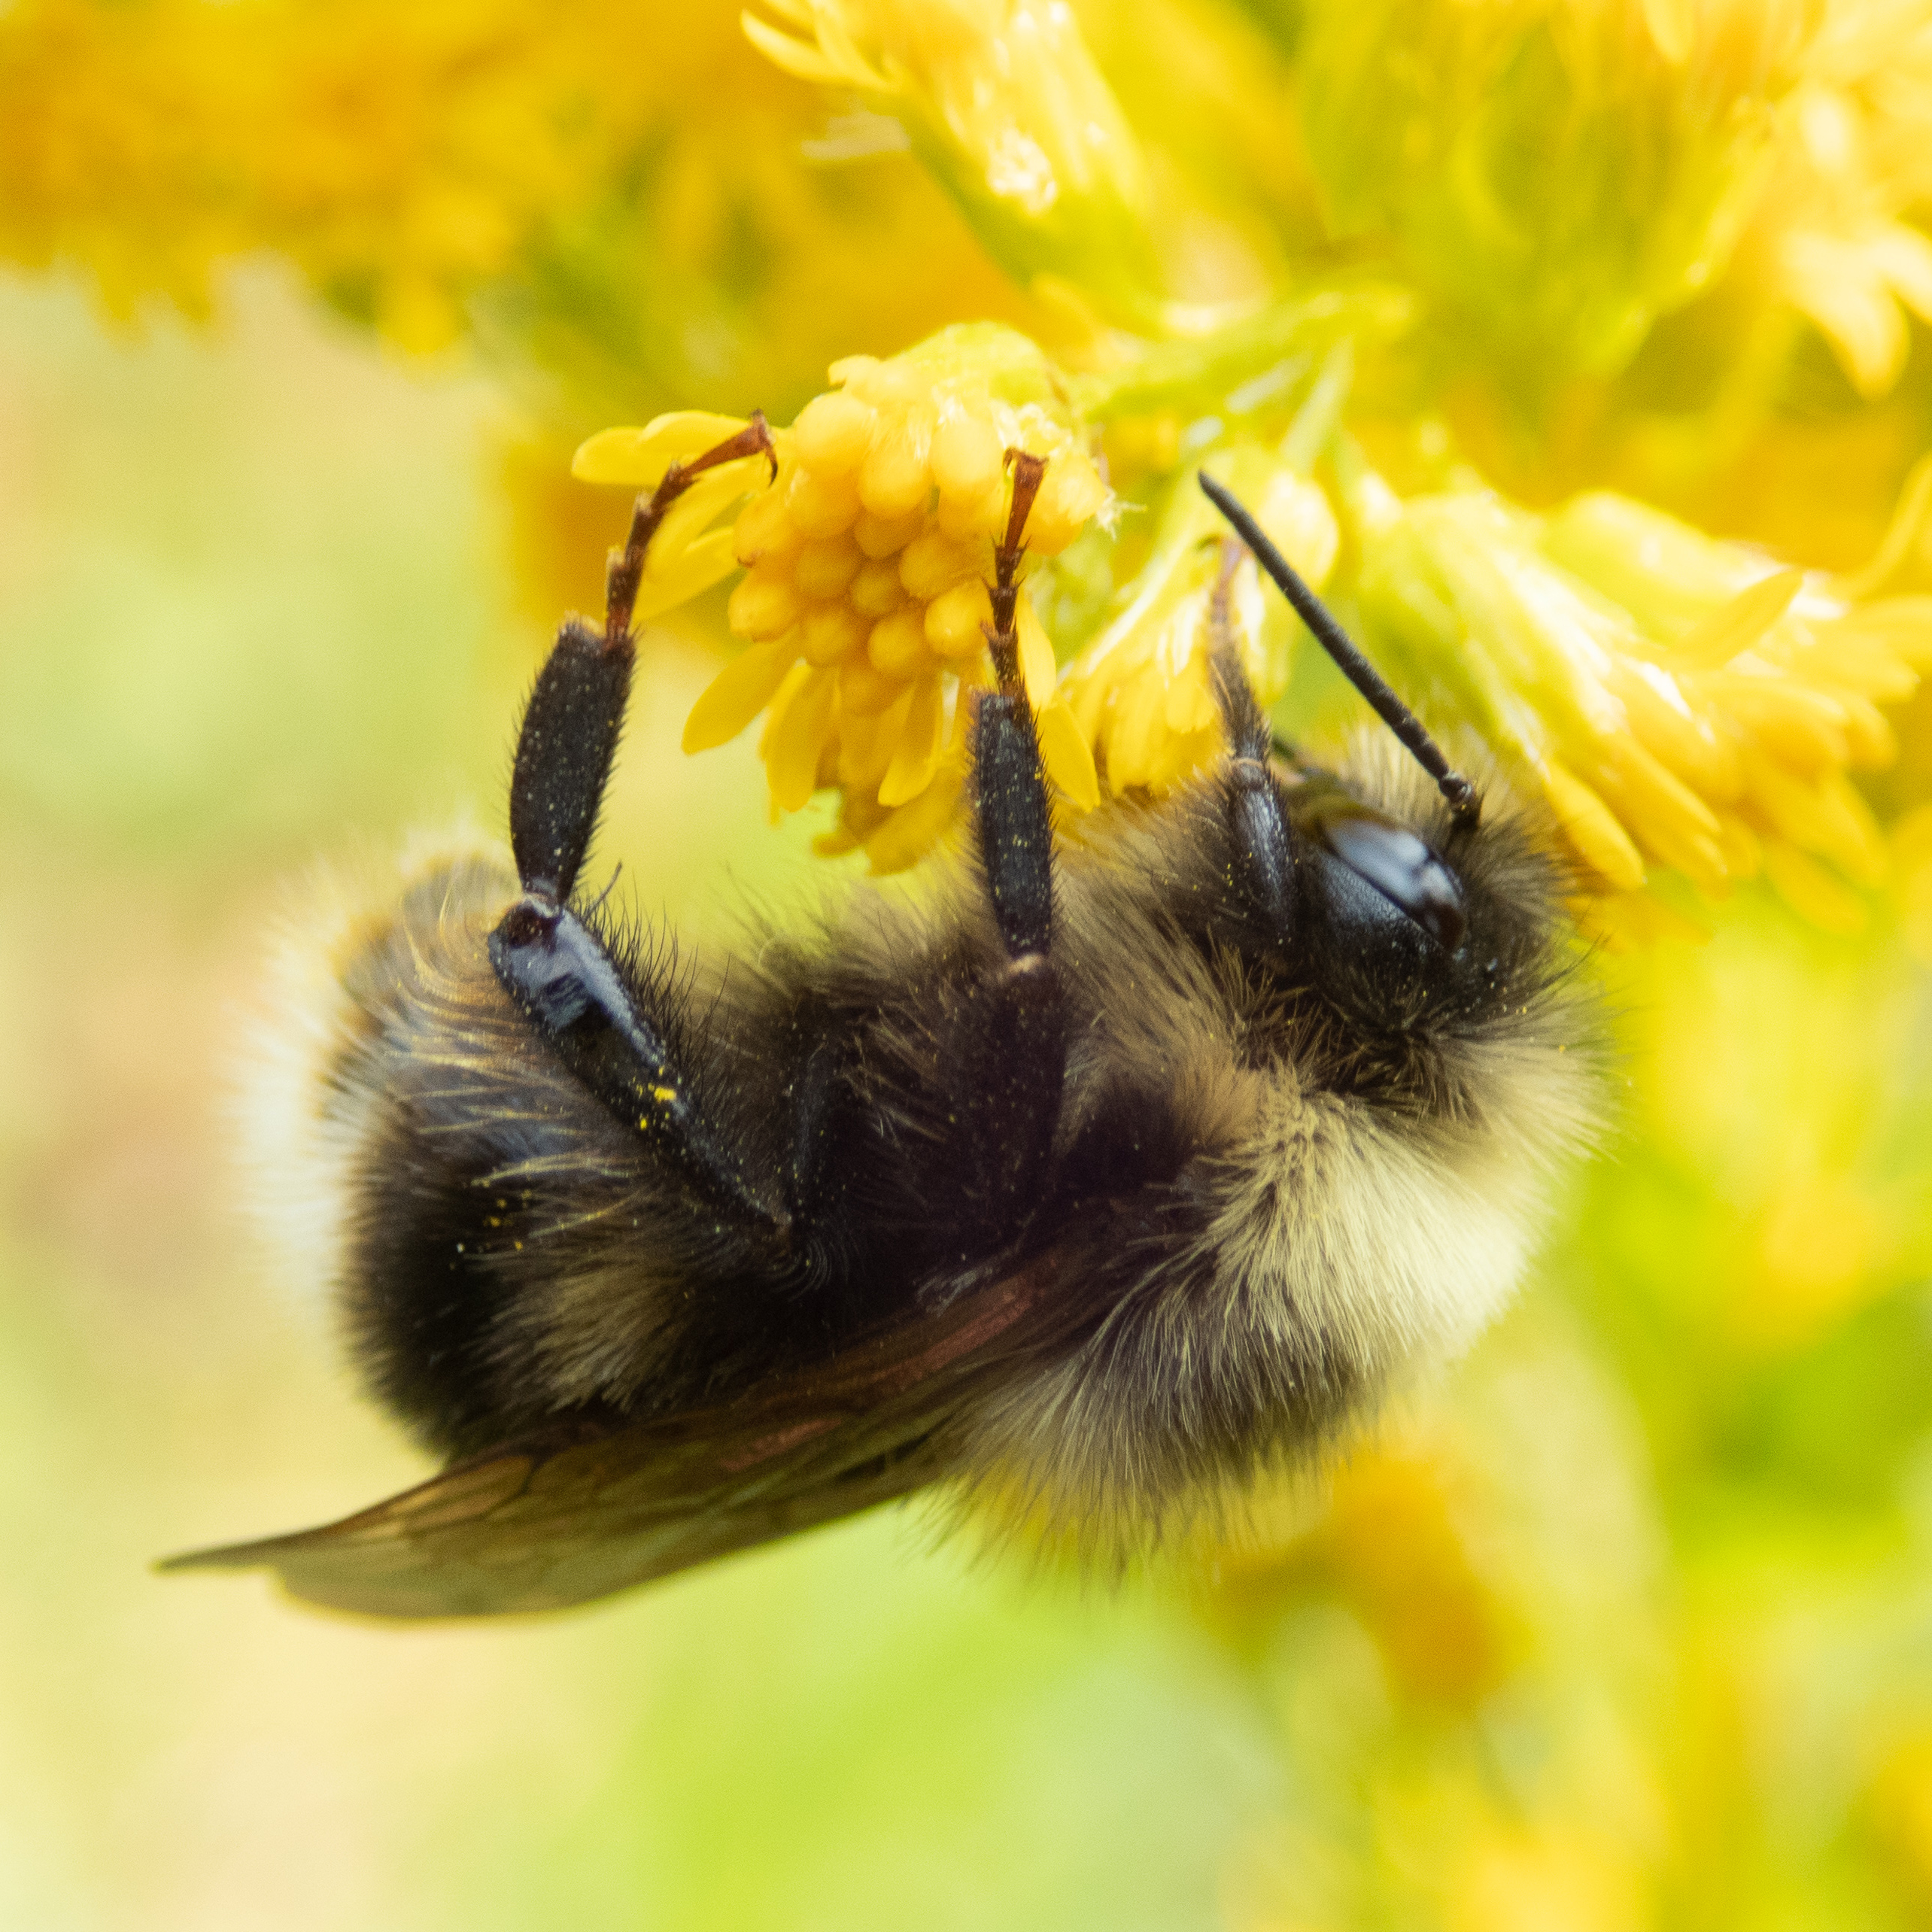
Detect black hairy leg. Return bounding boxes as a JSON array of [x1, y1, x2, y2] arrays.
[[946, 453, 1068, 1245], [488, 416, 785, 1230], [1204, 540, 1297, 943]]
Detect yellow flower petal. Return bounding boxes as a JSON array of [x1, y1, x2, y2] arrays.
[[738, 11, 850, 86], [683, 638, 800, 754], [1037, 700, 1099, 810], [1545, 761, 1647, 892], [878, 673, 945, 806], [764, 664, 839, 812], [864, 763, 966, 876], [572, 412, 752, 487], [1016, 596, 1056, 705], [633, 528, 743, 622], [1760, 837, 1869, 934], [837, 656, 907, 718], [654, 464, 770, 562], [1673, 568, 1806, 668]]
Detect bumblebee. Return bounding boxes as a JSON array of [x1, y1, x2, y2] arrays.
[[169, 427, 1596, 1618]]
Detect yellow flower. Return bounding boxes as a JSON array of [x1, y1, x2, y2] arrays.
[[1754, 23, 1932, 398], [1060, 450, 1338, 794], [742, 0, 1158, 316], [580, 327, 1109, 870], [1352, 469, 1931, 938], [570, 411, 776, 618], [1290, 0, 1813, 375]]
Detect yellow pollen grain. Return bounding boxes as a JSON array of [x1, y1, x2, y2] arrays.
[[1024, 451, 1110, 555], [858, 412, 934, 520], [931, 411, 1004, 506], [936, 483, 1008, 543], [652, 1085, 679, 1104], [733, 485, 804, 569]]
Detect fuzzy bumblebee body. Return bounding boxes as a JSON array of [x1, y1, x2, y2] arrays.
[[171, 449, 1596, 1618]]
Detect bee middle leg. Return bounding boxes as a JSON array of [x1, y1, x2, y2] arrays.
[[948, 456, 1068, 1232]]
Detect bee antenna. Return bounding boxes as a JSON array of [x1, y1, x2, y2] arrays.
[[1198, 472, 1481, 828]]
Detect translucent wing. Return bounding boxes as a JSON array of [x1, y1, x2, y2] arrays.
[[160, 1244, 1090, 1619]]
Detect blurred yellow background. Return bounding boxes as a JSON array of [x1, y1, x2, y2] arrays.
[[5, 1, 1932, 1926]]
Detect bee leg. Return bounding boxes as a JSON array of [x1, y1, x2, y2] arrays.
[[491, 418, 787, 1233], [953, 454, 1068, 1228], [506, 413, 776, 905], [1206, 540, 1297, 936]]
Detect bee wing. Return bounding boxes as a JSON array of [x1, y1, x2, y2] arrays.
[[160, 1244, 1089, 1619]]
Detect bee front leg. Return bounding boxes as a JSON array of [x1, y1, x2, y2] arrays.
[[491, 420, 788, 1235], [1205, 539, 1297, 939], [950, 456, 1068, 1235]]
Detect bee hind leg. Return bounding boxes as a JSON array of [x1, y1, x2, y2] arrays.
[[949, 455, 1068, 1235]]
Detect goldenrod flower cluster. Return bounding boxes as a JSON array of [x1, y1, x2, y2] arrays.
[[578, 327, 1108, 870], [742, 0, 1158, 316], [585, 320, 1928, 919], [1353, 476, 1932, 939], [1057, 451, 1336, 794], [15, 0, 1932, 922]]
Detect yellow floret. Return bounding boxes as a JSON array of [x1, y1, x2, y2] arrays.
[[590, 327, 1110, 871]]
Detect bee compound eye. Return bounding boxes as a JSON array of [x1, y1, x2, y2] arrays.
[[1303, 800, 1468, 953]]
